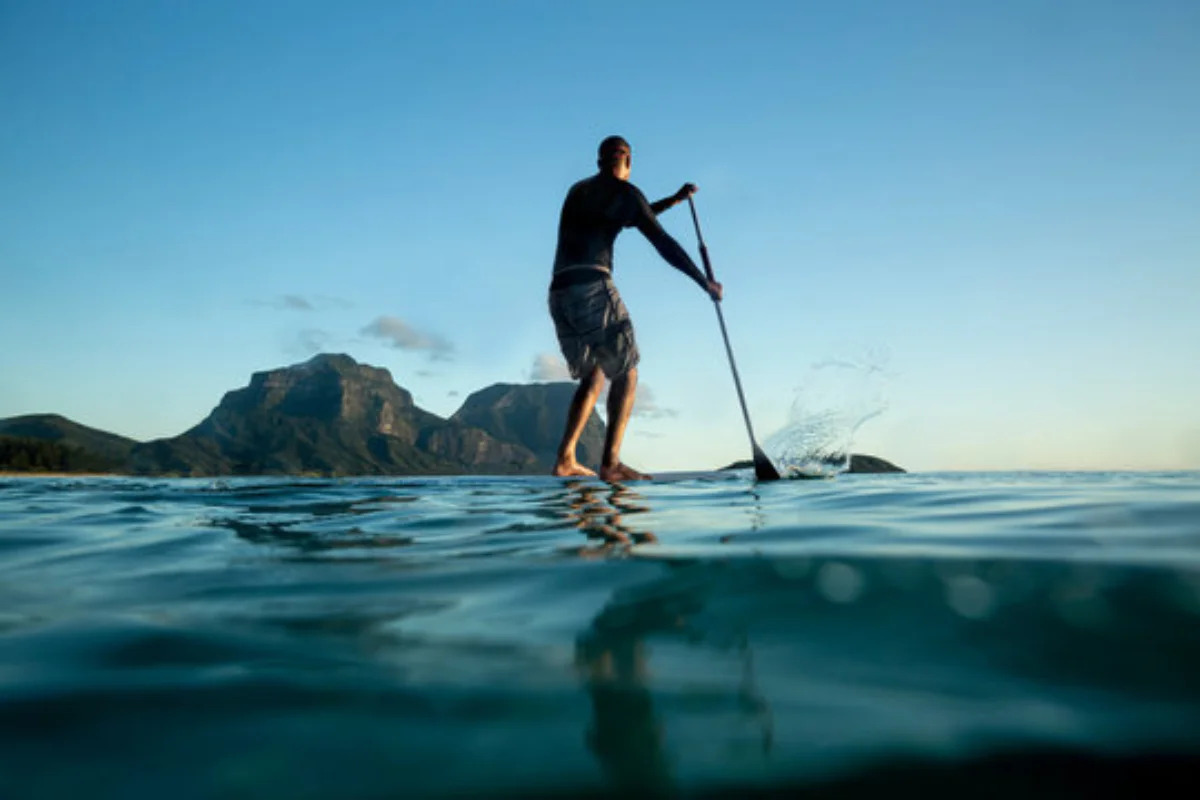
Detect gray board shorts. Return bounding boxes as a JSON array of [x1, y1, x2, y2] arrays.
[[548, 276, 640, 380]]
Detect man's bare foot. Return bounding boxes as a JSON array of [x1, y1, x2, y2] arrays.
[[599, 462, 651, 483], [552, 459, 596, 477]]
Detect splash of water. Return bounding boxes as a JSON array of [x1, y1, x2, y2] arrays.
[[762, 349, 890, 478]]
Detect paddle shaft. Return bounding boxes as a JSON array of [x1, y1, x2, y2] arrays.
[[686, 197, 771, 465]]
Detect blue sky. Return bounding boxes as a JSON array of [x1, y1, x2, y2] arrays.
[[2, 0, 1197, 471]]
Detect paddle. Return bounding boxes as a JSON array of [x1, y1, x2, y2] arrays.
[[687, 196, 782, 482]]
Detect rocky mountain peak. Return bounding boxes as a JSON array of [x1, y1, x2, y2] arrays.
[[236, 353, 414, 421]]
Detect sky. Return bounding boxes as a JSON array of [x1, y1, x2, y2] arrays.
[[2, 0, 1198, 472]]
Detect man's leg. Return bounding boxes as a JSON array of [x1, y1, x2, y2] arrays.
[[553, 366, 605, 477], [600, 367, 650, 482]]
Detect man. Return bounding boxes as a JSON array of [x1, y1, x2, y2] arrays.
[[549, 135, 723, 482]]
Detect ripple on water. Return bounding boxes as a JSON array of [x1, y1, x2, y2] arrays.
[[1, 472, 1199, 797]]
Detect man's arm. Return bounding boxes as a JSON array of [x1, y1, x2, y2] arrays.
[[649, 183, 698, 216], [631, 188, 722, 300]]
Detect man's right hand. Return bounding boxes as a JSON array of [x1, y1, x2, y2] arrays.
[[706, 280, 723, 302]]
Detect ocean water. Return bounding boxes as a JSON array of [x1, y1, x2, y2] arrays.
[[1, 471, 1198, 798]]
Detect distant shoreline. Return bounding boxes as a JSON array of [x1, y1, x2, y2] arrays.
[[0, 471, 123, 478]]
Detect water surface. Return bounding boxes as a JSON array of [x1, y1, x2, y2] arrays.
[[2, 471, 1198, 797]]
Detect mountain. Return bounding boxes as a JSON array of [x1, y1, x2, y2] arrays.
[[450, 382, 605, 471], [845, 454, 905, 473], [127, 354, 546, 476], [0, 414, 136, 469], [1, 354, 903, 476]]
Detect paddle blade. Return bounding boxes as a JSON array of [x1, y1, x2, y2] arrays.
[[752, 445, 781, 482]]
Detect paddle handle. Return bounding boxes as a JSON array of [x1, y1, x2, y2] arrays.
[[687, 196, 717, 283], [686, 196, 766, 456]]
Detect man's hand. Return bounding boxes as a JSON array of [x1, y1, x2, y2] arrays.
[[706, 279, 723, 302], [674, 183, 698, 203]]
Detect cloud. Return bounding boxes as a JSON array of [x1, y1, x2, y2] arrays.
[[287, 328, 334, 356], [252, 294, 313, 311], [314, 294, 354, 310], [282, 294, 314, 310], [254, 294, 354, 312], [360, 316, 454, 360], [631, 384, 677, 420], [526, 352, 673, 416], [529, 353, 571, 381], [528, 352, 674, 417]]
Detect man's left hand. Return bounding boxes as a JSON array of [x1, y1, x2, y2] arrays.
[[674, 183, 698, 203]]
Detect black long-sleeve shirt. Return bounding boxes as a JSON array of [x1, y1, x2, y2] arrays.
[[550, 173, 707, 291]]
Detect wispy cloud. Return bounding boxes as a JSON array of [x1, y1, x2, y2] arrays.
[[254, 294, 353, 312], [292, 328, 326, 352], [530, 352, 674, 417], [282, 295, 313, 311], [361, 316, 454, 360], [293, 328, 333, 355], [527, 352, 673, 417], [529, 353, 571, 381], [631, 384, 677, 420], [316, 295, 354, 310]]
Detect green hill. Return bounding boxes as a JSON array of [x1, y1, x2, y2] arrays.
[[0, 414, 136, 472]]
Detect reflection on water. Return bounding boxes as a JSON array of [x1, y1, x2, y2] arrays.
[[549, 479, 772, 791], [558, 479, 658, 555], [578, 629, 671, 792], [557, 481, 773, 793], [575, 564, 776, 794]]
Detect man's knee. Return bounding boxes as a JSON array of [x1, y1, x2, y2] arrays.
[[581, 367, 605, 396]]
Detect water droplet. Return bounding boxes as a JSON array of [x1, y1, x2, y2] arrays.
[[817, 562, 864, 604], [946, 575, 995, 620]]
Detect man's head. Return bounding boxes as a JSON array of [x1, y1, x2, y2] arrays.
[[597, 135, 631, 180]]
